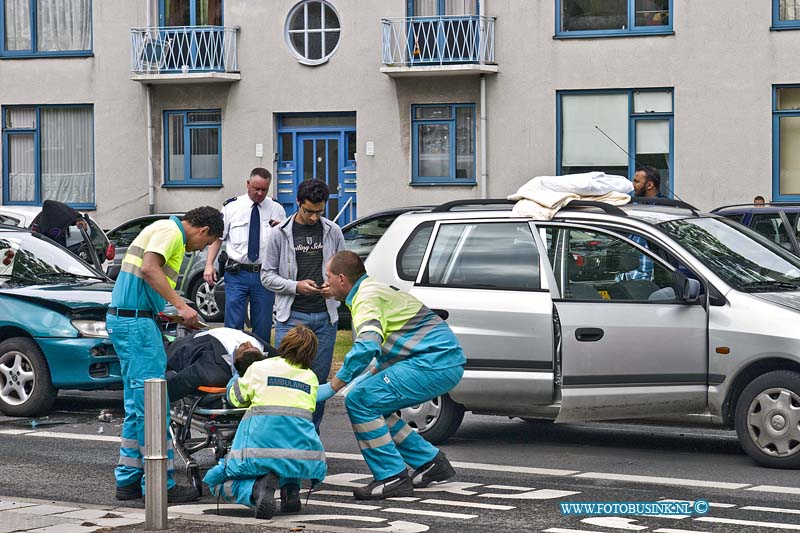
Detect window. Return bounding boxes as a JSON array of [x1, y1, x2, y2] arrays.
[[161, 0, 222, 26], [422, 222, 540, 290], [2, 105, 94, 207], [2, 0, 92, 56], [412, 104, 476, 185], [285, 0, 341, 66], [773, 87, 800, 200], [546, 227, 680, 301], [397, 221, 434, 281], [163, 110, 221, 187], [557, 0, 672, 36], [750, 213, 794, 251], [344, 213, 401, 260], [558, 89, 673, 196], [773, 0, 800, 29]]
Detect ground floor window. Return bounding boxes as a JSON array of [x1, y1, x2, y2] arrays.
[[773, 86, 800, 199], [163, 109, 221, 186], [2, 105, 94, 207], [411, 103, 476, 185], [558, 89, 673, 195]]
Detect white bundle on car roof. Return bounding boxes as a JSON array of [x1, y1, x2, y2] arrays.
[[507, 171, 633, 220]]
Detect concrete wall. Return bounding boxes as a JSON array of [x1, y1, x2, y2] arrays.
[[3, 0, 800, 226]]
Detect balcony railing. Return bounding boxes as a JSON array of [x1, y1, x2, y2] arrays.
[[130, 26, 239, 75], [381, 16, 496, 67]]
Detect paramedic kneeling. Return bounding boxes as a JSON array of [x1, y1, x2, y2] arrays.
[[318, 250, 466, 500]]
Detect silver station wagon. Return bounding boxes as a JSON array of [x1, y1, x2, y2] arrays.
[[366, 199, 800, 469]]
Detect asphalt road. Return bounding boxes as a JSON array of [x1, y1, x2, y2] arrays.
[[1, 390, 799, 532]]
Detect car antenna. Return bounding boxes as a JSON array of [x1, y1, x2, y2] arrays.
[[593, 125, 689, 205]]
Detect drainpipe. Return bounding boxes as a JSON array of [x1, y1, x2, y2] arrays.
[[480, 73, 488, 199], [146, 0, 155, 214]]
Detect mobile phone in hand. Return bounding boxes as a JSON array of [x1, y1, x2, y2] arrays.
[[269, 219, 280, 227]]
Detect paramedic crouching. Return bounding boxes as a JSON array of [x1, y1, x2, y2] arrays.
[[317, 251, 466, 500]]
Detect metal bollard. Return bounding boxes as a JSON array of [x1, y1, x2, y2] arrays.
[[144, 378, 168, 530]]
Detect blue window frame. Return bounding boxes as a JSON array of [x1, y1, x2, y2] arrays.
[[412, 103, 476, 185], [159, 0, 222, 26], [163, 110, 222, 187], [772, 86, 800, 200], [557, 89, 674, 196], [2, 105, 95, 208], [0, 0, 92, 57], [555, 0, 673, 38], [773, 0, 800, 29]]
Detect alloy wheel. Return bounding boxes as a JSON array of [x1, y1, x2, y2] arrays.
[[0, 350, 36, 406], [195, 282, 220, 319]]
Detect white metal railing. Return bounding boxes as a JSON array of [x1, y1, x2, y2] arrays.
[[381, 16, 495, 67], [333, 196, 353, 224], [130, 26, 239, 74]]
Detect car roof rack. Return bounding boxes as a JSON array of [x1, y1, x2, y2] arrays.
[[628, 197, 699, 215], [432, 198, 630, 217]]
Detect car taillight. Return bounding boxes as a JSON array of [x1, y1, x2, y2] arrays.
[[571, 253, 585, 267], [106, 243, 116, 261]]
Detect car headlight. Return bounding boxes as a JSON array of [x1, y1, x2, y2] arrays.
[[71, 320, 109, 338]]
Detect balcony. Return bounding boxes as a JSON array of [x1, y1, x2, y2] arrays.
[[380, 16, 498, 77], [130, 26, 240, 84]]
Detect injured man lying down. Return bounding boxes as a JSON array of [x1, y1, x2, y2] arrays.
[[165, 327, 279, 400]]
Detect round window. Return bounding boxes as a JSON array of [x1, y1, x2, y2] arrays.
[[285, 1, 341, 66]]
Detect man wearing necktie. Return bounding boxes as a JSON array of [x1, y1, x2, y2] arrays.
[[204, 168, 286, 343]]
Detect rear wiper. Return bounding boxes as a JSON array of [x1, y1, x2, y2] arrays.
[[0, 273, 42, 284], [740, 280, 800, 292]]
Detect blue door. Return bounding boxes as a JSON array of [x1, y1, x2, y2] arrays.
[[407, 0, 479, 64], [296, 133, 356, 226], [158, 0, 223, 71]]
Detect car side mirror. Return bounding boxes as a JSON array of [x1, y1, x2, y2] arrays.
[[682, 278, 701, 303]]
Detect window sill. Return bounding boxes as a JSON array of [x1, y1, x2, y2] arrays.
[[554, 30, 674, 39], [410, 181, 477, 187], [0, 51, 93, 59], [770, 25, 800, 31], [162, 183, 223, 189]]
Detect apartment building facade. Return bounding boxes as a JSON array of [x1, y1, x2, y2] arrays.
[[2, 1, 800, 227]]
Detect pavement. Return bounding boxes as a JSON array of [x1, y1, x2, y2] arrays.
[[0, 495, 361, 532]]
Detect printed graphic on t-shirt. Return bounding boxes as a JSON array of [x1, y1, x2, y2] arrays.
[[292, 221, 327, 313]]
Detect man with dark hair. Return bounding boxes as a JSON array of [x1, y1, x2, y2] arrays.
[[632, 166, 662, 198], [108, 206, 223, 504], [262, 178, 345, 432], [204, 168, 286, 343], [165, 327, 278, 400], [319, 251, 465, 500], [754, 195, 766, 207]]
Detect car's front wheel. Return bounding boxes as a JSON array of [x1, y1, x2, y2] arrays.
[[188, 277, 224, 323], [735, 370, 800, 469], [0, 338, 58, 417], [400, 394, 465, 445]]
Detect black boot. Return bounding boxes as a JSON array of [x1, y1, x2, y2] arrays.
[[353, 470, 414, 500], [410, 451, 456, 488], [252, 473, 278, 520], [280, 483, 301, 513]]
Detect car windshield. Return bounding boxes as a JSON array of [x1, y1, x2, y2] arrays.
[[659, 217, 800, 292], [0, 230, 103, 285]]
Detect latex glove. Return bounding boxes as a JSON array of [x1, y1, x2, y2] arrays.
[[317, 382, 335, 403]]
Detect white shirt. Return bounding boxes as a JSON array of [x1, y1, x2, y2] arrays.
[[221, 194, 286, 264], [195, 327, 265, 367]]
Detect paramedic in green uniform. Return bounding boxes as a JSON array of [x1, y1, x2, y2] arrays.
[[109, 206, 223, 503]]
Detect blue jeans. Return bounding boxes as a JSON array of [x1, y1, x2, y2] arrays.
[[224, 269, 275, 344], [107, 314, 176, 490], [274, 310, 337, 432]]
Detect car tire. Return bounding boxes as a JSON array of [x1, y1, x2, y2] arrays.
[[188, 276, 224, 323], [400, 393, 465, 445], [0, 337, 58, 417], [735, 369, 800, 469]]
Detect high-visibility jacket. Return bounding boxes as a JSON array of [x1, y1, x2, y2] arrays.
[[335, 275, 466, 383], [111, 216, 185, 313], [203, 356, 327, 486]]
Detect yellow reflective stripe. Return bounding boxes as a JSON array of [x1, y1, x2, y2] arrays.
[[352, 417, 386, 433], [357, 432, 393, 450]]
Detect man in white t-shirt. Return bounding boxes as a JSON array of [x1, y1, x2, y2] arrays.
[[204, 168, 286, 343], [165, 327, 278, 400]]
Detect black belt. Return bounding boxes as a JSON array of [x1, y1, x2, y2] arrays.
[[227, 262, 261, 273], [107, 307, 154, 319]]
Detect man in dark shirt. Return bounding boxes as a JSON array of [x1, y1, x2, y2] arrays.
[[261, 179, 345, 431]]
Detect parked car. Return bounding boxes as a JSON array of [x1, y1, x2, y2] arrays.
[[712, 202, 800, 255], [0, 224, 120, 416], [105, 213, 223, 322], [366, 197, 800, 469], [0, 205, 114, 275]]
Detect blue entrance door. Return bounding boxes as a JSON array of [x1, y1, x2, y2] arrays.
[[297, 133, 353, 225]]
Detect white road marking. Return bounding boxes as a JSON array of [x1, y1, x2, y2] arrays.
[[305, 499, 381, 511], [695, 516, 800, 530], [414, 482, 482, 496], [387, 497, 420, 502], [574, 472, 748, 490], [654, 529, 712, 533], [747, 485, 800, 495], [381, 507, 477, 519], [742, 505, 800, 515], [480, 488, 580, 499], [543, 528, 608, 533], [659, 498, 736, 509], [310, 490, 358, 497], [419, 498, 515, 510], [582, 516, 648, 530]]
